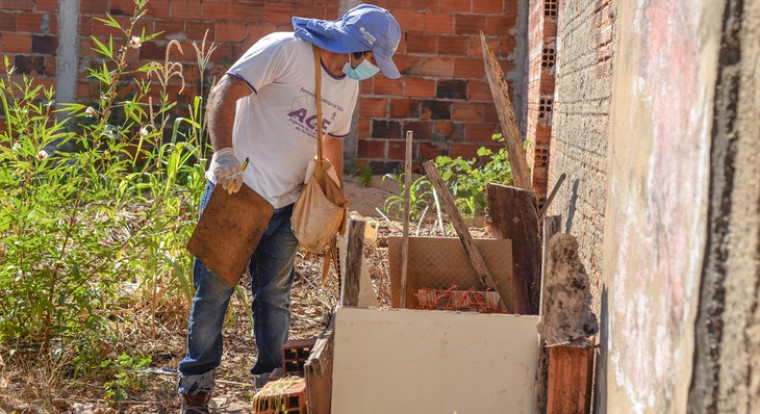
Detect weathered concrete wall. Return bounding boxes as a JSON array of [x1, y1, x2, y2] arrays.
[[603, 0, 722, 411], [546, 0, 613, 292], [689, 0, 760, 412]]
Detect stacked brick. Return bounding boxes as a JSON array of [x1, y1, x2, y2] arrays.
[[248, 337, 316, 413], [524, 0, 558, 209], [282, 337, 315, 376]]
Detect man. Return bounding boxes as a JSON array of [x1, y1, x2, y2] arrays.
[[177, 4, 401, 413]]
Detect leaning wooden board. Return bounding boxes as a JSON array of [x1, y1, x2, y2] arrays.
[[186, 184, 274, 286]]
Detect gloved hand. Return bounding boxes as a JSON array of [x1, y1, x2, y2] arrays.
[[208, 147, 243, 193]]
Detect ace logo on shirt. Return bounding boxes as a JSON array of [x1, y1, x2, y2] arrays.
[[287, 107, 332, 137]]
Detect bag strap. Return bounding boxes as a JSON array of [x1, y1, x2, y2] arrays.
[[312, 45, 323, 162], [313, 46, 344, 277]]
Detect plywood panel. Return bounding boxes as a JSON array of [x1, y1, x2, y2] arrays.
[[331, 308, 539, 414], [387, 236, 514, 311]]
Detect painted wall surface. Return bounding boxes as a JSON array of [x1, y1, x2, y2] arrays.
[[603, 0, 721, 411]]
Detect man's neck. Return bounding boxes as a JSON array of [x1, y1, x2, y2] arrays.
[[320, 49, 349, 78]]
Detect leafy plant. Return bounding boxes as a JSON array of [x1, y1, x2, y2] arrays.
[[357, 164, 373, 188], [434, 133, 515, 216], [102, 351, 153, 403], [382, 172, 433, 221], [345, 161, 374, 188]]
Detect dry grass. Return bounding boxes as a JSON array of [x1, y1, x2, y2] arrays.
[[0, 238, 375, 413], [0, 198, 487, 412]]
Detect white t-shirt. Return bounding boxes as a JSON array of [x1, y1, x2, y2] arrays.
[[211, 32, 359, 208]]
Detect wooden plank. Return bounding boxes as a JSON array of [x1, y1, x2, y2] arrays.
[[480, 31, 532, 190], [336, 217, 379, 307], [423, 160, 510, 311], [400, 130, 413, 308], [187, 184, 274, 286], [305, 316, 335, 414], [546, 346, 594, 414], [540, 215, 562, 316], [538, 173, 566, 219], [340, 218, 365, 307], [486, 182, 539, 314]]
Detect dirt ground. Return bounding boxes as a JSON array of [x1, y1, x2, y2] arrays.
[[0, 175, 412, 414]]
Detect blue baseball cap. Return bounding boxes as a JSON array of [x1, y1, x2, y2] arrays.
[[293, 4, 402, 79]]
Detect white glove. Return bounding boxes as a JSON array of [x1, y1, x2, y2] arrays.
[[208, 147, 243, 193]]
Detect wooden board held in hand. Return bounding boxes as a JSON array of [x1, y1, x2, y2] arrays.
[[187, 184, 274, 286]]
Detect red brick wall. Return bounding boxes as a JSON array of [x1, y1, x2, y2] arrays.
[[0, 0, 59, 91], [77, 1, 341, 116], [0, 0, 520, 172], [362, 0, 520, 172]]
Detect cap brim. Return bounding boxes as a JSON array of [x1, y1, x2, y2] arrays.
[[375, 55, 400, 79]]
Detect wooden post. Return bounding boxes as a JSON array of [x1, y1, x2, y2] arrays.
[[400, 130, 413, 308], [486, 183, 539, 314], [480, 31, 532, 191], [540, 215, 562, 316], [340, 218, 366, 307], [423, 160, 510, 311], [545, 346, 595, 414], [305, 316, 336, 414]]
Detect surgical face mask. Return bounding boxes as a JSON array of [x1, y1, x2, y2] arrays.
[[343, 54, 380, 80]]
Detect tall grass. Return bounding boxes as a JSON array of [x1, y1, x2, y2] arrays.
[[0, 0, 214, 381]]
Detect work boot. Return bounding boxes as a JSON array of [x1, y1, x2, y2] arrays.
[[180, 392, 211, 414]]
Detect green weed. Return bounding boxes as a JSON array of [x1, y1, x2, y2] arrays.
[[433, 133, 515, 217], [102, 351, 152, 403], [382, 172, 433, 221]]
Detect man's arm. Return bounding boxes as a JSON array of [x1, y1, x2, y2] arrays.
[[207, 75, 254, 150], [204, 75, 254, 191], [324, 135, 344, 185]]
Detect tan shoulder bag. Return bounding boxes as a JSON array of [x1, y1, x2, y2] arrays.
[[290, 45, 350, 253]]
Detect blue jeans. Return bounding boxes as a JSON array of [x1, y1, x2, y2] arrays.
[[177, 182, 299, 395]]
